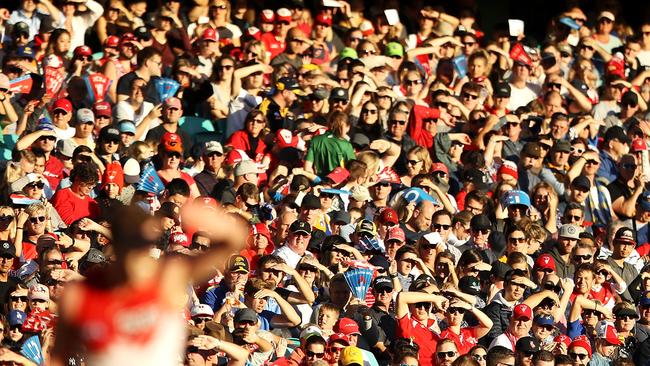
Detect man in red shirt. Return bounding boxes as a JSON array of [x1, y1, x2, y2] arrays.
[[261, 8, 292, 60], [15, 120, 65, 189], [51, 163, 100, 225], [395, 288, 449, 365]]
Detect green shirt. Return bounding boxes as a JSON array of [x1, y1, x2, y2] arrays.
[[305, 132, 355, 175]]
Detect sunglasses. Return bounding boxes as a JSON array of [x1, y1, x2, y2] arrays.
[[567, 215, 582, 221], [0, 215, 13, 222], [448, 307, 466, 315], [473, 354, 486, 361], [569, 352, 588, 361], [29, 216, 46, 224], [406, 159, 420, 166], [433, 223, 451, 230], [543, 283, 561, 293], [414, 302, 431, 310], [389, 119, 407, 126], [462, 92, 479, 100], [405, 79, 422, 86], [26, 182, 45, 190], [47, 259, 64, 266], [361, 109, 377, 115], [622, 163, 637, 169], [573, 254, 592, 261], [596, 270, 609, 277], [10, 296, 27, 302], [306, 350, 325, 358], [167, 152, 182, 159], [262, 268, 283, 276], [571, 147, 585, 154], [193, 317, 212, 324], [508, 237, 526, 243], [616, 315, 637, 321], [582, 309, 602, 317], [437, 351, 457, 359], [38, 136, 57, 142], [585, 159, 600, 165], [472, 228, 490, 235], [537, 268, 554, 274]]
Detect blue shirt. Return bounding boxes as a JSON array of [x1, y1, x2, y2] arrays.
[[597, 151, 618, 185], [8, 10, 49, 41], [202, 282, 244, 312]]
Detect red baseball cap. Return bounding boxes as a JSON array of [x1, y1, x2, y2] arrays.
[[260, 9, 275, 23], [120, 33, 137, 46], [513, 304, 532, 320], [315, 13, 333, 26], [328, 333, 350, 346], [379, 207, 399, 225], [534, 254, 556, 272], [250, 223, 273, 244], [276, 8, 292, 23], [104, 35, 120, 48], [596, 320, 623, 345], [554, 334, 571, 348], [201, 28, 219, 42], [164, 97, 182, 109], [431, 162, 449, 175], [245, 26, 262, 40], [170, 231, 190, 248], [569, 335, 592, 357], [92, 101, 112, 117], [161, 132, 183, 154], [74, 45, 92, 58], [335, 318, 361, 335], [632, 138, 647, 152], [52, 98, 72, 113], [386, 227, 405, 243], [326, 167, 350, 185]]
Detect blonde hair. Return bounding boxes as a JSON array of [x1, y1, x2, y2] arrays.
[[407, 146, 433, 174], [355, 150, 381, 178]]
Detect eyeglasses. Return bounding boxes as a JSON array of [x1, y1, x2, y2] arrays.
[[472, 228, 490, 235], [437, 351, 457, 359], [616, 315, 637, 321], [105, 139, 120, 145], [26, 182, 45, 190], [248, 118, 266, 125], [433, 223, 451, 230], [573, 254, 592, 261], [406, 159, 420, 166], [569, 352, 589, 361], [29, 216, 46, 224], [448, 307, 466, 315], [306, 350, 325, 358], [582, 309, 602, 318], [567, 215, 582, 221], [207, 152, 223, 158], [10, 296, 27, 302], [405, 79, 422, 86], [389, 119, 407, 126], [596, 270, 609, 277], [361, 109, 377, 115], [167, 152, 182, 159], [462, 92, 479, 100]]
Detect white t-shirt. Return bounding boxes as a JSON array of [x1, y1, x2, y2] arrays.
[[507, 82, 542, 110], [53, 125, 75, 140], [114, 100, 158, 140]]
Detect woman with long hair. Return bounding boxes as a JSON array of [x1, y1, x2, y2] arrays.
[[304, 112, 355, 175], [400, 146, 432, 187], [226, 110, 271, 181], [44, 29, 71, 63]]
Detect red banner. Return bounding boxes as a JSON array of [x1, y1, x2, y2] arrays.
[[44, 66, 65, 99], [86, 73, 111, 102], [9, 74, 34, 94]]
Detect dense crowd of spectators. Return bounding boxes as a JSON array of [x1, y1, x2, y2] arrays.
[[4, 0, 650, 366]]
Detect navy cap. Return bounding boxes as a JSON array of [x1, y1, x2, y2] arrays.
[[330, 87, 349, 102]]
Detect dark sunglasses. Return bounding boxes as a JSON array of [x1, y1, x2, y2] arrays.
[[414, 302, 431, 310], [566, 215, 582, 221], [405, 79, 422, 86], [26, 182, 45, 190], [0, 215, 13, 222], [462, 92, 479, 100], [437, 351, 456, 359], [573, 254, 592, 261], [537, 268, 554, 274], [472, 228, 490, 235], [433, 223, 451, 230], [193, 317, 212, 324], [585, 159, 600, 165], [361, 109, 377, 115], [448, 307, 466, 315], [569, 352, 588, 361], [306, 350, 325, 358], [596, 270, 609, 277], [10, 296, 27, 302], [29, 216, 46, 224], [38, 136, 57, 142], [389, 119, 406, 126], [47, 259, 64, 265], [167, 152, 182, 159]]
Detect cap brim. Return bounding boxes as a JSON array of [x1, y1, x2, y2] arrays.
[[292, 229, 310, 235]]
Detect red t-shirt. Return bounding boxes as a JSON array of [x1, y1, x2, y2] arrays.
[[43, 155, 64, 189], [261, 32, 286, 60], [397, 315, 440, 365], [50, 187, 100, 225], [439, 326, 479, 355]]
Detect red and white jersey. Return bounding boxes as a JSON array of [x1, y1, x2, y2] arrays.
[[71, 281, 186, 366]]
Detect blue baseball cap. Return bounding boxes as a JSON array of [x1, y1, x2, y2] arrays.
[[15, 46, 35, 59], [118, 120, 136, 135], [533, 314, 555, 326], [8, 310, 25, 327], [640, 291, 650, 306]]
